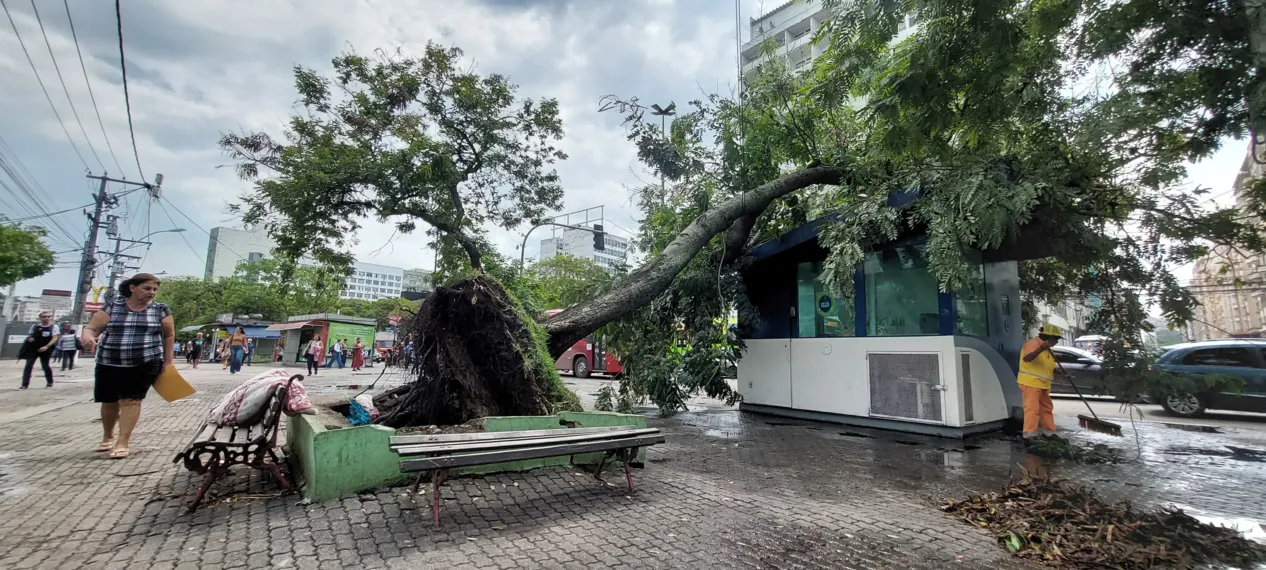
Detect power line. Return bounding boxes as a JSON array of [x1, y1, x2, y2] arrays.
[[113, 0, 145, 182], [2, 0, 90, 172], [160, 195, 243, 258], [63, 0, 126, 178], [29, 0, 103, 172], [156, 198, 205, 262], [2, 202, 94, 223]]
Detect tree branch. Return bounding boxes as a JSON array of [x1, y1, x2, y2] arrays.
[[543, 165, 849, 356], [404, 206, 483, 270]]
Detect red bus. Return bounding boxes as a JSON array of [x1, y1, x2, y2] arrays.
[[544, 310, 623, 377]]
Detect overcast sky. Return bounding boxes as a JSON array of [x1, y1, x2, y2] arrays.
[[1, 0, 1246, 297]]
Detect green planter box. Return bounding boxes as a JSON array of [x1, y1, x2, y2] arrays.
[[286, 409, 647, 502]]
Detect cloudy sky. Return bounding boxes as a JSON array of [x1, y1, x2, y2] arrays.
[[1, 0, 1246, 298]]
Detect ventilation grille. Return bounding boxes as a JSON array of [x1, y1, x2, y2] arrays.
[[960, 352, 974, 423], [868, 352, 943, 422]]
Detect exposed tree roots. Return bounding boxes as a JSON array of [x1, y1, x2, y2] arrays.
[[373, 276, 571, 428]]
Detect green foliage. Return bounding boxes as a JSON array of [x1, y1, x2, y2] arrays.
[[220, 43, 566, 275], [594, 385, 616, 412], [528, 254, 616, 310], [336, 297, 417, 329], [157, 259, 344, 331], [0, 221, 55, 288]]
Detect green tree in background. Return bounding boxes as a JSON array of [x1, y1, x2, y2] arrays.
[[0, 221, 56, 288], [158, 259, 345, 330], [528, 254, 615, 311], [336, 297, 418, 329]]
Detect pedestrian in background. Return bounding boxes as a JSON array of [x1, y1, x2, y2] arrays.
[[19, 312, 59, 389], [351, 337, 365, 371], [228, 327, 248, 375], [305, 336, 323, 376], [244, 337, 255, 367], [80, 273, 174, 459], [189, 332, 205, 368], [57, 325, 78, 371]]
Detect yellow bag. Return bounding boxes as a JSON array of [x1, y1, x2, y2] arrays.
[[153, 366, 196, 402]]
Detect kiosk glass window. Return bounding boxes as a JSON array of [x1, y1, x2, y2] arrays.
[[864, 244, 940, 335], [955, 252, 989, 336], [796, 261, 854, 338]]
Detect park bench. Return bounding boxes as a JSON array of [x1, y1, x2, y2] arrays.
[[172, 375, 300, 510], [390, 425, 665, 528]]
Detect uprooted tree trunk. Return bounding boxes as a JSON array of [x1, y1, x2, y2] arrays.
[[542, 165, 849, 357], [373, 277, 574, 428], [374, 165, 848, 427]]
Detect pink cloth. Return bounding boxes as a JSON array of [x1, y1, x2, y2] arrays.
[[208, 369, 317, 427]]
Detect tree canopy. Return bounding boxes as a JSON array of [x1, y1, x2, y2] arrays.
[[0, 221, 55, 289], [221, 44, 567, 274], [158, 259, 344, 330]]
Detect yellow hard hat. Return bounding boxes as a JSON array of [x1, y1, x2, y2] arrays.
[[1040, 324, 1063, 338]]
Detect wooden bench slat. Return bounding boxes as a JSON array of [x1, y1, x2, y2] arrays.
[[389, 425, 638, 446], [400, 433, 666, 472], [393, 428, 661, 456]]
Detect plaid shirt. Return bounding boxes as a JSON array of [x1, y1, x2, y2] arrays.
[[98, 298, 171, 366]]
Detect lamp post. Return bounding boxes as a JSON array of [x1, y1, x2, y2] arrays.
[[650, 102, 676, 206]]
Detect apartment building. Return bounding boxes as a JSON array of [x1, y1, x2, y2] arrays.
[[739, 1, 918, 82], [203, 226, 276, 280], [341, 262, 405, 301], [539, 224, 630, 274]]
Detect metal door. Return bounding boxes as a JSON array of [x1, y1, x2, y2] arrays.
[[868, 352, 946, 423]]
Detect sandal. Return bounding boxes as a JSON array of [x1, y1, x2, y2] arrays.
[[107, 448, 130, 459], [95, 441, 115, 452]]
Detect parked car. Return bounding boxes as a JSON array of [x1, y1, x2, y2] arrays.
[[1152, 340, 1266, 417], [1048, 346, 1103, 395]]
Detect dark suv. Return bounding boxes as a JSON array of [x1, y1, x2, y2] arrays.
[[1152, 340, 1266, 417]]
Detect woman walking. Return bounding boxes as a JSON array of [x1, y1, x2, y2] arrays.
[[20, 312, 59, 389], [304, 336, 324, 376], [228, 327, 248, 375], [57, 325, 78, 371], [351, 337, 365, 371], [79, 273, 174, 459], [189, 332, 205, 368]]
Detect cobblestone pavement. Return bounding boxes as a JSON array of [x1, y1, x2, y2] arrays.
[[1, 360, 1264, 569]]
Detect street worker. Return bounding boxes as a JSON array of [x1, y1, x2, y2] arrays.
[[1017, 324, 1065, 444]]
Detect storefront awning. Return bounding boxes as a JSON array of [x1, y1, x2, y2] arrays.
[[179, 324, 209, 332], [241, 326, 281, 339], [266, 321, 311, 331]]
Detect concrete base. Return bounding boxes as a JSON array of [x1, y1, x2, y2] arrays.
[[739, 402, 1007, 439], [286, 409, 649, 502]]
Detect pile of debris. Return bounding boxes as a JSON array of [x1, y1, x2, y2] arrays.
[[1026, 435, 1123, 464], [942, 477, 1266, 568]]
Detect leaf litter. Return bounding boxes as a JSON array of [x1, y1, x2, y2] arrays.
[[941, 476, 1266, 568]]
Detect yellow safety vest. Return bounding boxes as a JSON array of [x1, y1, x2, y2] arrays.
[[1017, 338, 1055, 390]]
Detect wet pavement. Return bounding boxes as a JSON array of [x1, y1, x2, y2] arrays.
[[1, 360, 1265, 568]]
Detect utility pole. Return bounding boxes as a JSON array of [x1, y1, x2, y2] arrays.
[[71, 173, 164, 324], [70, 178, 110, 325]]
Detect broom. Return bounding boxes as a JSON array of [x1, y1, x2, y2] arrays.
[[1054, 357, 1123, 437]]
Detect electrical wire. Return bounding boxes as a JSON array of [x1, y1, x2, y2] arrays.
[[29, 0, 103, 172], [3, 202, 93, 223], [156, 198, 206, 262], [63, 0, 126, 177], [0, 146, 81, 248], [160, 195, 244, 258], [113, 0, 145, 182], [1, 0, 90, 172]]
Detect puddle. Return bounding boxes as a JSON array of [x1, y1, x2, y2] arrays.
[[1171, 503, 1266, 545], [838, 432, 872, 439], [703, 429, 743, 439], [1161, 445, 1266, 463], [1162, 423, 1223, 434], [936, 445, 982, 453], [765, 421, 795, 427], [894, 440, 921, 446]]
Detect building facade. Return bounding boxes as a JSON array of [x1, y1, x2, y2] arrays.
[[740, 1, 917, 83], [402, 268, 434, 293], [1188, 141, 1266, 340], [538, 225, 630, 274], [342, 261, 404, 301], [204, 227, 276, 281]]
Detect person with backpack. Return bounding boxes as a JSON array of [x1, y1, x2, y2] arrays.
[[19, 311, 59, 389]]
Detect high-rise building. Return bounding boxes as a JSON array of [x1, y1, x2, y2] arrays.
[[739, 2, 918, 84], [341, 261, 405, 301], [204, 227, 276, 281], [538, 224, 629, 274]]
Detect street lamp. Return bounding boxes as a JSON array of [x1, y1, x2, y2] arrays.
[[650, 102, 676, 205]]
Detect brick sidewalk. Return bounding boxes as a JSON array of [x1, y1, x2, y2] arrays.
[[3, 360, 1263, 569]]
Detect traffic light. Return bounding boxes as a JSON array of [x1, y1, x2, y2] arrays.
[[592, 224, 605, 251]]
